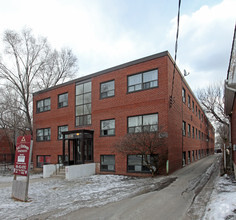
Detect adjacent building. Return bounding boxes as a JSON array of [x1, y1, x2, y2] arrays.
[[33, 51, 215, 176], [225, 25, 236, 174]]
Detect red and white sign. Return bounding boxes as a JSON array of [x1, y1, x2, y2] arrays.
[[14, 135, 32, 176]]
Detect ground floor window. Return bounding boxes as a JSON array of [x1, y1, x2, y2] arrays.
[[182, 152, 186, 166], [100, 155, 115, 171], [127, 154, 157, 173], [37, 155, 51, 168]]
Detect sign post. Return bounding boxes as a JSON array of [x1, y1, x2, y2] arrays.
[[12, 135, 33, 202]]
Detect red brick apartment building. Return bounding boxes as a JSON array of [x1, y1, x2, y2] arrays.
[[33, 51, 215, 176]]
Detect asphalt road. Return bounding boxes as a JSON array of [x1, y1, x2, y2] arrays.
[[59, 154, 221, 220]]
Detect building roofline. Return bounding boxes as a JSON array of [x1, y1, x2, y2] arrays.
[[227, 24, 236, 80], [33, 50, 170, 96]]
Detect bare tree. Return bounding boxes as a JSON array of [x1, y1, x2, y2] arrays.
[[0, 28, 78, 134], [113, 130, 167, 176], [0, 86, 28, 152], [197, 83, 229, 126]]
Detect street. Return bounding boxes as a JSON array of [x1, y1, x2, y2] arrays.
[[58, 154, 221, 220]]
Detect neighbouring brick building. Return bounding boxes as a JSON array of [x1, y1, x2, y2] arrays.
[[0, 129, 14, 163], [33, 51, 215, 176], [225, 25, 236, 173]]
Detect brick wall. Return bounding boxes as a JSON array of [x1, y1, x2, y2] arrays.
[[33, 52, 215, 176]]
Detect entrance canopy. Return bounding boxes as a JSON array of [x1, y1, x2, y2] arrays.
[[62, 129, 94, 166]]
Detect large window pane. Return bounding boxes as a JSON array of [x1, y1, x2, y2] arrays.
[[128, 114, 158, 133], [101, 155, 115, 171], [101, 119, 115, 136], [76, 84, 83, 95], [128, 69, 158, 93], [100, 80, 115, 99], [75, 82, 92, 126], [143, 70, 158, 82], [84, 82, 91, 93]]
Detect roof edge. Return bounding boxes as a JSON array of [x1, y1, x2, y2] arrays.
[[33, 50, 170, 96]]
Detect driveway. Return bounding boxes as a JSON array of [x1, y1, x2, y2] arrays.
[[58, 154, 221, 220]]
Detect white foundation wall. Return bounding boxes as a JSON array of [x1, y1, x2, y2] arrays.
[[43, 164, 59, 178], [65, 163, 96, 180]]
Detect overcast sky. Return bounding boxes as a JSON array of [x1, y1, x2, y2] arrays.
[[0, 0, 235, 91]]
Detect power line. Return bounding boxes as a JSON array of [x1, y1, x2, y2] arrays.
[[169, 0, 181, 108]]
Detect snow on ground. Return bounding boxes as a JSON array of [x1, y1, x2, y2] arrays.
[[0, 174, 172, 220], [0, 172, 235, 220], [203, 174, 236, 220]]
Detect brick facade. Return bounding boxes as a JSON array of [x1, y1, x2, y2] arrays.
[[33, 51, 215, 176]]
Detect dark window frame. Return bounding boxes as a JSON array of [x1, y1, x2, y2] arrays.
[[188, 95, 191, 108], [127, 154, 158, 173], [100, 80, 115, 99], [75, 81, 92, 127], [100, 119, 115, 136], [58, 92, 68, 108], [182, 121, 186, 136], [36, 128, 51, 142], [100, 155, 115, 172], [58, 125, 68, 140], [127, 113, 158, 133], [188, 124, 191, 137], [36, 98, 51, 113], [182, 88, 186, 103], [127, 69, 158, 93], [37, 155, 51, 168]]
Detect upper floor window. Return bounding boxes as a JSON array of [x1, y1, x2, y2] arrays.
[[58, 125, 68, 140], [188, 95, 191, 108], [128, 69, 158, 93], [182, 88, 186, 103], [58, 93, 68, 108], [75, 82, 92, 126], [128, 113, 158, 133], [100, 80, 115, 99], [36, 128, 51, 141], [37, 98, 51, 113], [188, 124, 191, 137], [192, 101, 195, 113], [100, 119, 115, 136], [192, 126, 195, 138], [182, 121, 186, 136]]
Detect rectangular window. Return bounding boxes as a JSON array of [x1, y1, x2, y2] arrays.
[[128, 113, 158, 133], [192, 101, 194, 113], [182, 121, 186, 136], [192, 126, 195, 138], [36, 98, 51, 113], [182, 88, 186, 103], [188, 95, 191, 108], [58, 93, 68, 108], [188, 151, 191, 164], [128, 69, 158, 93], [196, 106, 198, 116], [37, 155, 51, 168], [75, 82, 92, 126], [100, 155, 115, 171], [58, 125, 68, 140], [127, 154, 158, 173], [36, 128, 51, 141], [188, 124, 191, 137], [196, 128, 198, 139], [100, 80, 115, 99], [100, 119, 115, 136]]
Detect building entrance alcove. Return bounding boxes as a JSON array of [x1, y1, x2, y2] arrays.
[[62, 129, 94, 166]]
